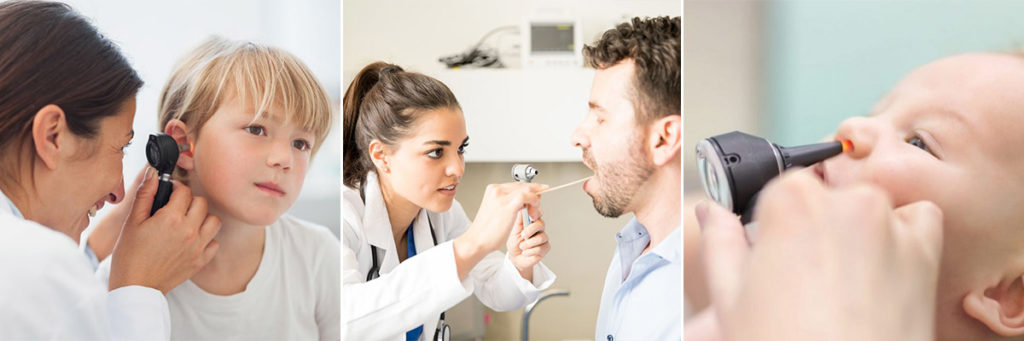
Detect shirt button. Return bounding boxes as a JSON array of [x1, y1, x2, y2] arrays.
[[607, 335, 614, 341]]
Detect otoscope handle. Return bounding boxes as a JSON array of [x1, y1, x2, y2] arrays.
[[151, 178, 172, 216]]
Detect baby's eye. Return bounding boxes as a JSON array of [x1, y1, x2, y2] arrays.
[[906, 135, 932, 154], [427, 149, 442, 159], [244, 125, 267, 136], [292, 139, 311, 152]]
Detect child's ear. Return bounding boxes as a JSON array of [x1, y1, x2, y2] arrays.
[[163, 119, 194, 171], [964, 275, 1024, 336]]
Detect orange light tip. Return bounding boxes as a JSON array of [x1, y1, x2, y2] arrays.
[[839, 139, 854, 153]]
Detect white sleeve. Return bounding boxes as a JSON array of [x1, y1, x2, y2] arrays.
[[95, 256, 171, 341], [315, 231, 341, 341], [107, 286, 170, 341], [445, 201, 557, 311], [343, 237, 472, 339]]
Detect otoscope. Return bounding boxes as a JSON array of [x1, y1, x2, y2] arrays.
[[512, 164, 539, 231], [146, 133, 189, 216], [695, 131, 853, 224]]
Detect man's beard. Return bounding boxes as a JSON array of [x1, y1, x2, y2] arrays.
[[583, 131, 654, 218]]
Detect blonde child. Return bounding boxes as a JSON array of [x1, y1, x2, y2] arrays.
[[99, 37, 338, 340]]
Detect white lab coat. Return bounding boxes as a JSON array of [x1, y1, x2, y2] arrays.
[[0, 189, 170, 340], [343, 172, 556, 340]]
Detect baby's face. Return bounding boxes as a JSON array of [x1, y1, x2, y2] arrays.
[[190, 94, 315, 226], [821, 53, 1024, 338]]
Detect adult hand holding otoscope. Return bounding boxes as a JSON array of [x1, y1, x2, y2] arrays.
[[104, 133, 222, 294], [690, 131, 944, 341]]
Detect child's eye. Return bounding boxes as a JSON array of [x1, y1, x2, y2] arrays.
[[244, 125, 267, 136], [906, 135, 933, 154], [292, 139, 311, 152], [427, 149, 442, 159]]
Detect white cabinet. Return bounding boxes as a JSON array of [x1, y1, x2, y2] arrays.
[[430, 69, 594, 162]]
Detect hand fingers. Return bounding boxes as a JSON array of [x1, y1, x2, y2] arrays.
[[519, 241, 549, 257], [521, 217, 545, 238], [160, 181, 194, 216], [697, 200, 749, 312], [197, 214, 221, 248], [184, 196, 209, 232], [198, 238, 220, 269], [893, 200, 944, 262], [519, 230, 549, 250], [127, 167, 159, 225]]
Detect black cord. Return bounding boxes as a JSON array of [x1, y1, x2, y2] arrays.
[[439, 25, 518, 68]]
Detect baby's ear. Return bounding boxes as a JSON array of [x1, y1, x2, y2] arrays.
[[163, 119, 195, 170], [964, 275, 1024, 336]]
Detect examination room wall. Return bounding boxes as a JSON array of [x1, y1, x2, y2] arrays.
[[68, 0, 342, 237]]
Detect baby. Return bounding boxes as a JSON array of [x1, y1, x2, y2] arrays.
[[817, 52, 1024, 340], [98, 37, 338, 340]]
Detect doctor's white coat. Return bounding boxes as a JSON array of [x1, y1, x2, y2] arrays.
[[342, 172, 556, 340], [0, 191, 170, 340]]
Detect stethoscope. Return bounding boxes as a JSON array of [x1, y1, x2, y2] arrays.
[[361, 188, 451, 341]]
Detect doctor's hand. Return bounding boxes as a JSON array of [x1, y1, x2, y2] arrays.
[[108, 167, 222, 294], [453, 182, 548, 281], [507, 212, 550, 282], [695, 170, 943, 341]]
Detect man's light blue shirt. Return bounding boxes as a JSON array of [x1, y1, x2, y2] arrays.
[[595, 218, 681, 341]]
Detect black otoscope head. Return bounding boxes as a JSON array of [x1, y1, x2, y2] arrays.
[[695, 131, 847, 223], [146, 133, 180, 174], [146, 133, 182, 215]]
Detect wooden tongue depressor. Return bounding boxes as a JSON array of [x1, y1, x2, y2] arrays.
[[520, 176, 593, 239], [539, 176, 591, 194]]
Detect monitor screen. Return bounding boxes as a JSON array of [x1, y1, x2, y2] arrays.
[[531, 24, 574, 53]]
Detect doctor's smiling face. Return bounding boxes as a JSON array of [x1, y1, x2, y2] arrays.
[[372, 107, 467, 214], [820, 53, 1024, 340], [571, 59, 654, 218], [170, 92, 312, 227], [58, 98, 134, 239]]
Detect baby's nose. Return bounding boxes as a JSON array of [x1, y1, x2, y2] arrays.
[[835, 116, 877, 159]]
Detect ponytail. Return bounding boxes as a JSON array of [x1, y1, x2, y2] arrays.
[[342, 62, 459, 189]]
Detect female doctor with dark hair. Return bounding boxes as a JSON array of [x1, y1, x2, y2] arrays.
[[343, 61, 556, 340], [0, 2, 221, 339]]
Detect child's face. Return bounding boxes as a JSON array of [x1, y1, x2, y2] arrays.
[[382, 108, 466, 214], [189, 95, 315, 226], [821, 53, 1024, 338]]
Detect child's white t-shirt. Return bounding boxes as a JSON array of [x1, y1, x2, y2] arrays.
[[96, 214, 340, 341]]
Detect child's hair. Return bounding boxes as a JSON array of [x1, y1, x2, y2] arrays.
[[158, 36, 333, 181], [342, 62, 459, 189]]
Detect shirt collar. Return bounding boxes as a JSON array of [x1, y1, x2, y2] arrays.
[[0, 187, 25, 219], [616, 217, 681, 264]]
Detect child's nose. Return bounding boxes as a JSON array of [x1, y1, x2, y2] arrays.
[[835, 116, 877, 159], [267, 141, 293, 169]]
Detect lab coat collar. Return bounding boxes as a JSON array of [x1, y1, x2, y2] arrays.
[[0, 186, 24, 219], [361, 171, 436, 273]]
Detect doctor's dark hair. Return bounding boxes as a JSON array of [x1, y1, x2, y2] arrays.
[[343, 62, 460, 189], [0, 1, 142, 172], [583, 16, 680, 124]]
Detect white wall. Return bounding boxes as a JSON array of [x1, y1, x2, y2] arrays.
[[70, 0, 342, 236], [344, 0, 680, 162]]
